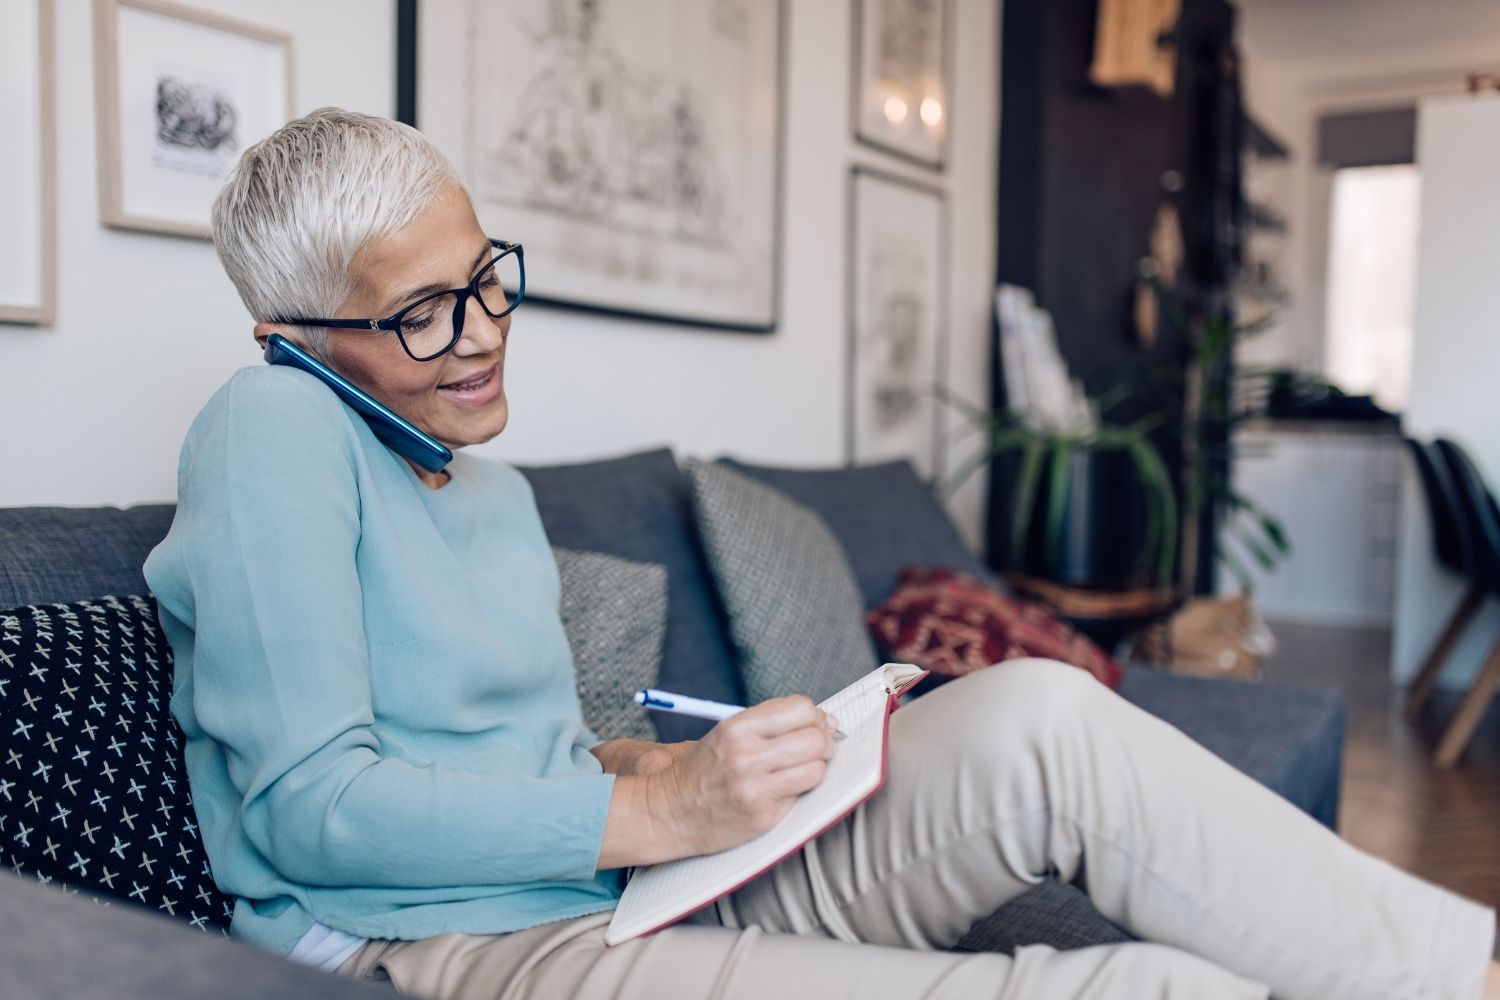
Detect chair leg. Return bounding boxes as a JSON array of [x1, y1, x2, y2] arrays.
[[1434, 629, 1500, 768], [1405, 587, 1483, 720]]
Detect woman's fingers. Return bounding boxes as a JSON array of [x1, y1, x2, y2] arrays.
[[754, 724, 836, 772], [728, 695, 827, 738], [764, 757, 830, 799]]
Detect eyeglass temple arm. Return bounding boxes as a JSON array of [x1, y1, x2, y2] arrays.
[[271, 317, 398, 331]]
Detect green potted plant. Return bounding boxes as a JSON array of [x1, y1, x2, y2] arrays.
[[939, 386, 1179, 597]]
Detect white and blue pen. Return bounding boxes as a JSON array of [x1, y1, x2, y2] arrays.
[[634, 689, 844, 738]]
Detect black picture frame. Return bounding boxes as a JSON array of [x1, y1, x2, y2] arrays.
[[850, 0, 953, 171], [395, 0, 416, 126], [395, 0, 786, 335], [845, 164, 949, 482]]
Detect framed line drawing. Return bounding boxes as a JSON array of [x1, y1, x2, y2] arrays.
[[93, 0, 294, 239], [0, 0, 57, 325], [846, 166, 947, 482], [419, 0, 785, 332], [851, 0, 951, 170]]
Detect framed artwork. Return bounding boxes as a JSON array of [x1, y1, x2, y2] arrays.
[[846, 166, 947, 481], [852, 0, 951, 169], [93, 0, 294, 238], [420, 0, 784, 332], [0, 0, 56, 325]]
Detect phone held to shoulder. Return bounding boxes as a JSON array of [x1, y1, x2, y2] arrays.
[[263, 333, 453, 473]]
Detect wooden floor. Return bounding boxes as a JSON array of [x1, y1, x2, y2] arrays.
[[1260, 621, 1500, 940]]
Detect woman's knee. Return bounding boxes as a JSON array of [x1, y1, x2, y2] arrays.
[[968, 657, 1109, 713], [921, 658, 1113, 754]]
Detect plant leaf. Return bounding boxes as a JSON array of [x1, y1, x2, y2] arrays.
[[1216, 539, 1254, 594], [1009, 437, 1048, 569], [1259, 513, 1292, 555], [1235, 523, 1276, 570], [1043, 439, 1076, 574]]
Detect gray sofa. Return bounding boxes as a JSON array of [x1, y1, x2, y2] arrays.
[[0, 447, 1346, 985]]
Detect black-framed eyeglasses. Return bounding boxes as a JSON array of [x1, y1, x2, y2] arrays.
[[275, 239, 525, 362]]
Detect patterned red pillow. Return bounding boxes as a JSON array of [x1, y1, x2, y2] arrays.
[[866, 568, 1124, 689]]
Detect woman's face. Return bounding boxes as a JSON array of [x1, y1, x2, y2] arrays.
[[288, 183, 512, 458]]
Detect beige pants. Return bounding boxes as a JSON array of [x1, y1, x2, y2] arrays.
[[339, 659, 1496, 1000]]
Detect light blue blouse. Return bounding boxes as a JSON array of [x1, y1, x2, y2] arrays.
[[144, 365, 623, 956]]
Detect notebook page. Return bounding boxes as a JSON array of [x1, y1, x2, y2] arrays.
[[605, 667, 893, 944]]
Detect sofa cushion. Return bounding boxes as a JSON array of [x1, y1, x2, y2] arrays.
[[867, 568, 1124, 689], [555, 547, 667, 743], [719, 459, 995, 609], [685, 460, 877, 704], [520, 449, 742, 740], [0, 506, 176, 609], [1117, 666, 1345, 828], [956, 880, 1131, 954], [0, 595, 233, 931]]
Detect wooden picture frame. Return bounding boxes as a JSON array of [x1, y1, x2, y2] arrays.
[[93, 0, 294, 239], [851, 0, 952, 171], [845, 165, 948, 481], [0, 0, 57, 325]]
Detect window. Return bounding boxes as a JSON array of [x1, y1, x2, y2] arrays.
[[1323, 164, 1422, 412]]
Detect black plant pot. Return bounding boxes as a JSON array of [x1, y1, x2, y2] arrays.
[[1002, 447, 1155, 590]]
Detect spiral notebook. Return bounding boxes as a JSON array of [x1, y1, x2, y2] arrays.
[[604, 662, 927, 946]]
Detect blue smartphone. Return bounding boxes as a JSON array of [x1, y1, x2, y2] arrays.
[[263, 333, 452, 473]]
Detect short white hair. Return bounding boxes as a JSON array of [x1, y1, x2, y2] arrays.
[[211, 107, 460, 355]]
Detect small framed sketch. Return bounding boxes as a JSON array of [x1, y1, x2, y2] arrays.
[[93, 0, 294, 238], [418, 0, 785, 332], [852, 0, 951, 169], [846, 166, 947, 481], [0, 0, 56, 325]]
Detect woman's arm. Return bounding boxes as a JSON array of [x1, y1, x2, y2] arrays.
[[596, 696, 837, 869], [152, 370, 616, 890]]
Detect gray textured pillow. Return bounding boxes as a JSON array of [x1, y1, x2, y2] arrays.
[[554, 547, 668, 743], [684, 459, 878, 703]]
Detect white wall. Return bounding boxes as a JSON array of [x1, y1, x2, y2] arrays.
[[1392, 94, 1500, 689], [0, 0, 1001, 551], [0, 0, 396, 505]]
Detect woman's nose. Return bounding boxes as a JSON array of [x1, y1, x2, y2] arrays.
[[454, 294, 506, 354]]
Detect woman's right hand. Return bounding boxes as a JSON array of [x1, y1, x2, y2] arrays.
[[651, 696, 839, 856]]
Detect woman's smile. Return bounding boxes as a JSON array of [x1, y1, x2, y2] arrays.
[[437, 361, 502, 407]]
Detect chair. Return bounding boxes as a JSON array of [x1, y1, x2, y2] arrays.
[[1408, 438, 1500, 766], [1401, 439, 1481, 723]]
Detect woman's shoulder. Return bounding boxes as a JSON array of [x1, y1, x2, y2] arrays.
[[210, 364, 354, 423], [189, 365, 360, 451], [178, 365, 367, 490]]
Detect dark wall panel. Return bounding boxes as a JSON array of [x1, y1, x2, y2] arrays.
[[990, 0, 1238, 574]]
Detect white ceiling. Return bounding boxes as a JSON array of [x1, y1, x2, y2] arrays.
[[1238, 0, 1500, 69]]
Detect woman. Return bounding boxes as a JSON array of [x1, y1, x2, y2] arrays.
[[145, 108, 1498, 1000]]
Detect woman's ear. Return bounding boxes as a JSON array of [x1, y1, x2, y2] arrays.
[[252, 322, 279, 350]]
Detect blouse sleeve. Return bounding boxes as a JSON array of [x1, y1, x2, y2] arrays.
[[149, 369, 615, 889]]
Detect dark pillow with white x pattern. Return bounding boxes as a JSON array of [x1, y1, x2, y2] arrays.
[[0, 595, 233, 931]]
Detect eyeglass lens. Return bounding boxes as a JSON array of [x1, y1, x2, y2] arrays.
[[397, 251, 522, 360]]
